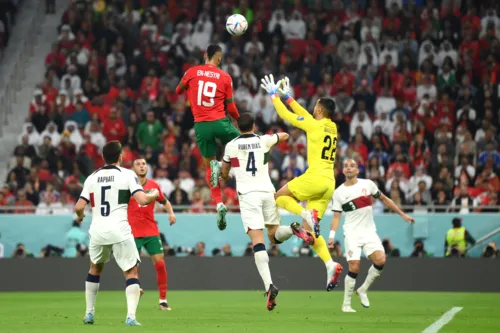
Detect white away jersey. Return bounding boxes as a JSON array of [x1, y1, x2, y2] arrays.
[[223, 133, 278, 195], [332, 178, 381, 237], [79, 165, 144, 245]]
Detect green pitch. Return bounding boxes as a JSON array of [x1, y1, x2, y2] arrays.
[[0, 291, 498, 333]]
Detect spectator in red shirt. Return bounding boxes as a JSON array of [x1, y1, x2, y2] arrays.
[[102, 107, 126, 142], [334, 66, 355, 95], [352, 132, 369, 162], [14, 190, 34, 214], [388, 154, 411, 179], [81, 135, 101, 168], [56, 90, 75, 114], [382, 4, 401, 35], [45, 43, 66, 69], [30, 89, 49, 115]]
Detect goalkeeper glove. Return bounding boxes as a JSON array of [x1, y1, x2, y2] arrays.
[[260, 74, 280, 96], [277, 76, 292, 100]]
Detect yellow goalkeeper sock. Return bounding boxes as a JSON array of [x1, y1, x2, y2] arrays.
[[275, 196, 303, 216], [312, 235, 333, 264], [275, 196, 332, 263]]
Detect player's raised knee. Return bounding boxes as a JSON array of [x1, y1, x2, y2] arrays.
[[89, 263, 104, 275], [267, 228, 279, 244], [348, 260, 361, 274], [373, 254, 386, 267]]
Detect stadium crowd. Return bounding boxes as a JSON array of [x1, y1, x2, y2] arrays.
[[0, 0, 499, 216]]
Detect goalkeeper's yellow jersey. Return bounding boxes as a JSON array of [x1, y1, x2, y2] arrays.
[[271, 96, 337, 180]]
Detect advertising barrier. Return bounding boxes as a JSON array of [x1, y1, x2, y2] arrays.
[[0, 257, 499, 292]]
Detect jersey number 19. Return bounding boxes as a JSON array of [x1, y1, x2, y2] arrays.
[[197, 80, 217, 107]]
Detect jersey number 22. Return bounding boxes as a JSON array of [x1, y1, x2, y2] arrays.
[[197, 80, 217, 107], [321, 136, 337, 162]]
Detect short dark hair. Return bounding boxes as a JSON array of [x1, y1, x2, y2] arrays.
[[237, 112, 255, 132], [452, 217, 462, 228], [102, 140, 122, 165], [318, 97, 336, 117], [206, 44, 222, 60]]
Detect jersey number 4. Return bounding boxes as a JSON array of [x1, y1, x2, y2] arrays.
[[197, 80, 217, 107], [321, 136, 337, 162], [100, 186, 111, 217], [246, 152, 257, 176]]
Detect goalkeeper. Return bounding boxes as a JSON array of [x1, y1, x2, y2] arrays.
[[260, 75, 343, 291]]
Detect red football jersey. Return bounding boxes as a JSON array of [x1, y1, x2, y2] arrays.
[[128, 179, 167, 238], [179, 64, 234, 122]]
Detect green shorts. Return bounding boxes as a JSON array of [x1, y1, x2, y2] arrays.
[[135, 236, 163, 256], [194, 118, 240, 158]]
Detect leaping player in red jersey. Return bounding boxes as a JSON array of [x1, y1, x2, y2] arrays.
[[176, 44, 240, 231], [128, 158, 176, 311]]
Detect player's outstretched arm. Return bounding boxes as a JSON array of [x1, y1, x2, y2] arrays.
[[276, 132, 289, 143], [328, 211, 342, 248], [175, 82, 186, 95], [260, 74, 315, 132], [278, 77, 312, 119], [134, 188, 159, 206], [379, 193, 415, 224]]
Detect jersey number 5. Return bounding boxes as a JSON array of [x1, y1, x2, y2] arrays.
[[246, 152, 257, 176], [321, 136, 337, 162], [100, 186, 111, 217], [197, 80, 217, 107]]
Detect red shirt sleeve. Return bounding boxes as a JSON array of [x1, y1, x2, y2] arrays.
[[156, 183, 167, 204], [176, 69, 191, 94], [225, 75, 239, 120], [224, 74, 235, 103]]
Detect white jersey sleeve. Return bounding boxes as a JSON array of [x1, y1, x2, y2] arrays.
[[80, 178, 91, 203], [332, 189, 343, 212], [223, 141, 238, 163], [261, 134, 279, 151], [127, 170, 144, 195], [368, 180, 382, 198]]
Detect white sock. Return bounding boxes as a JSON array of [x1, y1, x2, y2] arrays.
[[85, 281, 99, 314], [125, 281, 141, 320], [254, 247, 272, 291], [274, 226, 293, 243], [343, 274, 356, 306], [359, 265, 382, 292], [300, 210, 314, 228], [159, 299, 167, 304]]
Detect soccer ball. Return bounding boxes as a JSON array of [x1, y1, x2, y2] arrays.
[[226, 14, 248, 36]]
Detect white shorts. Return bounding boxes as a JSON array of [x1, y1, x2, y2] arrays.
[[89, 236, 141, 272], [239, 192, 280, 233], [344, 233, 384, 261]]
